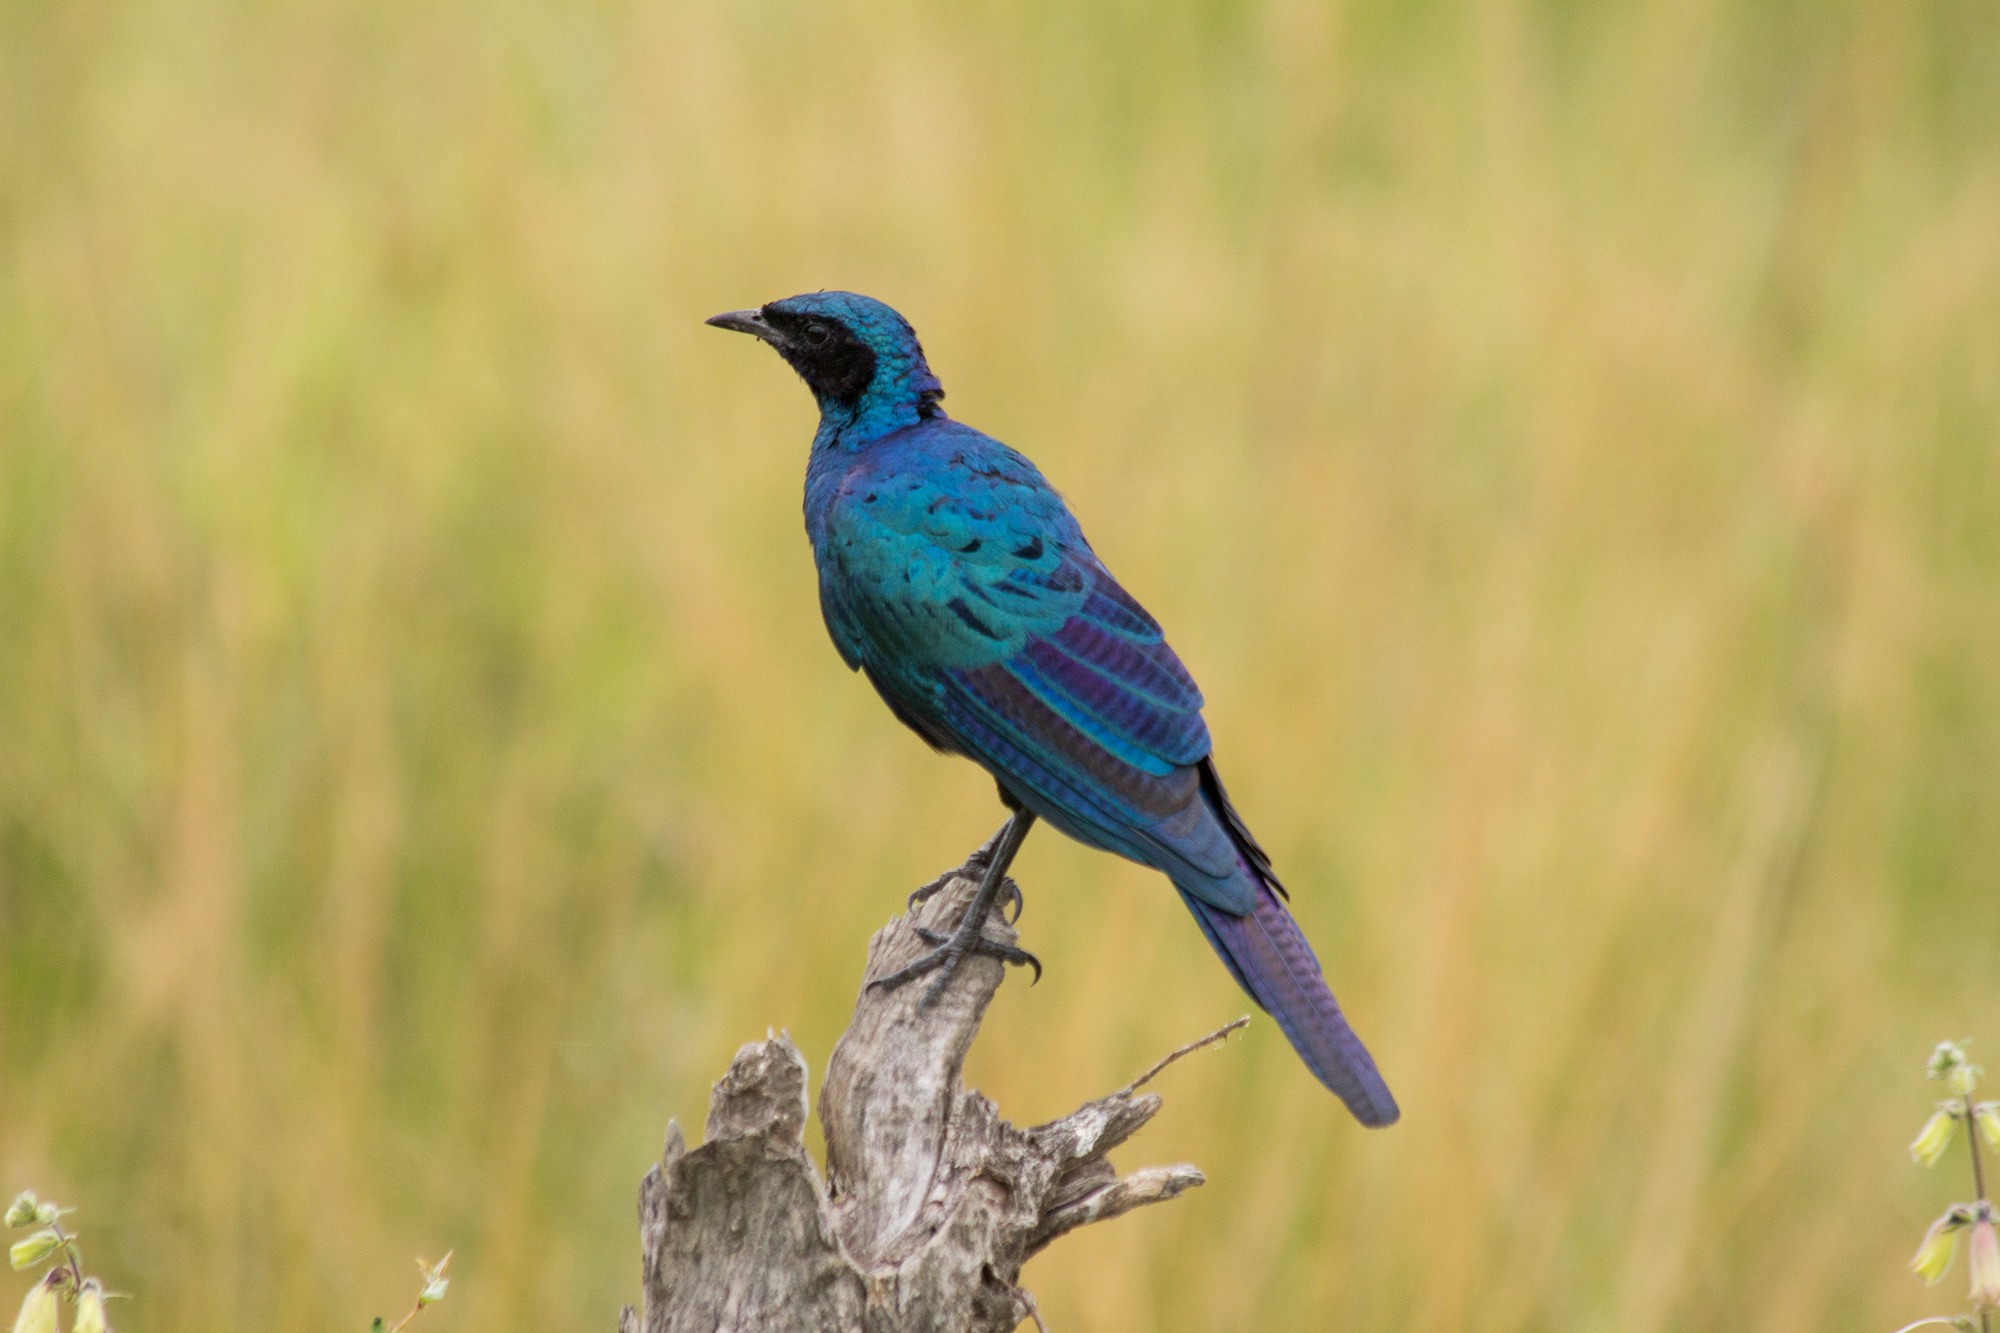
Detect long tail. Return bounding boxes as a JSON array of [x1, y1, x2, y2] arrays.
[[1179, 886, 1400, 1125]]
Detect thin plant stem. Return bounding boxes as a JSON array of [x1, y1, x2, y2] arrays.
[[47, 1217, 85, 1297], [1967, 1093, 1989, 1203], [1967, 1091, 1992, 1333]]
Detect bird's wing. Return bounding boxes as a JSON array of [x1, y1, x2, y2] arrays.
[[818, 436, 1252, 911]]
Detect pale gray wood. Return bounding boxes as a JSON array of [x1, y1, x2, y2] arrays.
[[625, 855, 1222, 1333]]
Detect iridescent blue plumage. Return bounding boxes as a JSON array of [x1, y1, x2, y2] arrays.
[[709, 291, 1399, 1126]]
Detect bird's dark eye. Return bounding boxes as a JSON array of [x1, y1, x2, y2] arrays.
[[805, 323, 830, 346]]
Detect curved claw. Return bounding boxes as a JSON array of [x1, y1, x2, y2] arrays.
[[905, 871, 956, 913], [918, 889, 1023, 927], [906, 861, 1021, 918]]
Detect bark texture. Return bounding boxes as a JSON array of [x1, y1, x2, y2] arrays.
[[620, 855, 1221, 1333]]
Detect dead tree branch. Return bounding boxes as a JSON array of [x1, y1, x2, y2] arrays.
[[619, 854, 1237, 1333]]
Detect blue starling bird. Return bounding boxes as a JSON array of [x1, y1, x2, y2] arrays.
[[707, 292, 1399, 1127]]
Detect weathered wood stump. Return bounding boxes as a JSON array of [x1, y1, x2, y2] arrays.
[[618, 852, 1239, 1333]]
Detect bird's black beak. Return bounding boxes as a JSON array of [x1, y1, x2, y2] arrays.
[[705, 308, 780, 344]]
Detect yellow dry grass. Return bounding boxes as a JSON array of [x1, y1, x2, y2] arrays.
[[3, 1, 1999, 1330]]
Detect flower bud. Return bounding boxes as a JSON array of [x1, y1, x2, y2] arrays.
[[1971, 1213, 2000, 1309], [1913, 1206, 1971, 1284], [72, 1278, 109, 1333], [1931, 1040, 1973, 1080], [2, 1195, 36, 1230], [1912, 1108, 1961, 1166], [9, 1271, 60, 1333], [1951, 1063, 1985, 1098], [416, 1251, 451, 1307], [8, 1230, 62, 1272]]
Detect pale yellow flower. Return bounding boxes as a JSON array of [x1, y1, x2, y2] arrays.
[[1912, 1207, 1970, 1285], [1975, 1102, 2000, 1155], [9, 1272, 60, 1333], [1912, 1108, 1961, 1167], [73, 1278, 110, 1333]]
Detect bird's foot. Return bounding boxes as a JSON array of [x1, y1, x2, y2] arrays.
[[906, 866, 1025, 923], [870, 891, 1042, 1006], [909, 922, 1040, 973]]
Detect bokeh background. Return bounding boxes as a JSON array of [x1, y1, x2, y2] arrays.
[[3, 0, 1999, 1329]]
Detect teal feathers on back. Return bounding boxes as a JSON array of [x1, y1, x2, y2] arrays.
[[709, 291, 1399, 1127]]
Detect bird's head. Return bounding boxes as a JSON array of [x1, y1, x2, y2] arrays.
[[706, 292, 944, 437]]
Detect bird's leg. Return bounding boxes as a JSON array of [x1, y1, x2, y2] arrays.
[[905, 820, 1012, 913], [989, 783, 1029, 922], [870, 808, 1040, 1004]]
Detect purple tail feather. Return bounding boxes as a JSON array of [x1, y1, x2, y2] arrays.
[[1180, 886, 1400, 1126]]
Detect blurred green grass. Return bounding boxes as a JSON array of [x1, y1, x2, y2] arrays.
[[3, 0, 1999, 1329]]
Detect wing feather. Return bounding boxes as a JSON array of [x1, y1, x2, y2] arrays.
[[816, 423, 1247, 907]]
